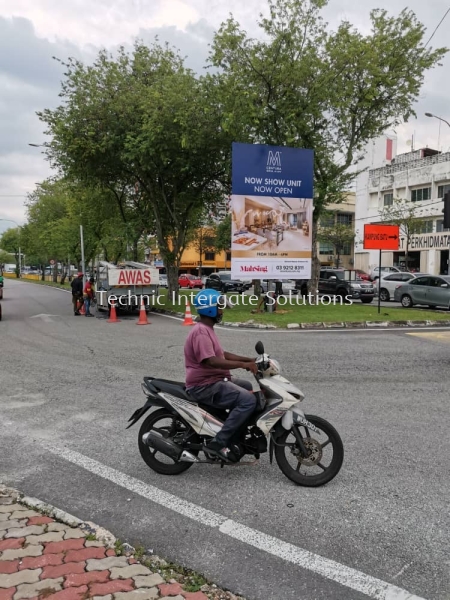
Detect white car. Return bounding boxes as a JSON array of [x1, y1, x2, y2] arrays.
[[370, 266, 402, 281], [158, 274, 168, 288], [376, 272, 428, 301]]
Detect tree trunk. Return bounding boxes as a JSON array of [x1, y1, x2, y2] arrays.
[[166, 265, 179, 303], [60, 263, 67, 285], [53, 263, 58, 283], [40, 265, 45, 281]]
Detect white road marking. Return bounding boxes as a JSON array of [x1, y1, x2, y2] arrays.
[[42, 442, 426, 600]]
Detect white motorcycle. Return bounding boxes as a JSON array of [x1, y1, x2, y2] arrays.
[[128, 341, 344, 486]]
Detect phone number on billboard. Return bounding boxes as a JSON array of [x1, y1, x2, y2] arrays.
[[275, 265, 305, 271]]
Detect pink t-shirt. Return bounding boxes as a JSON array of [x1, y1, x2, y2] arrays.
[[184, 322, 231, 388]]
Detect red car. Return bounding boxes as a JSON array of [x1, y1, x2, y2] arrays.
[[355, 269, 371, 281], [178, 274, 203, 289]]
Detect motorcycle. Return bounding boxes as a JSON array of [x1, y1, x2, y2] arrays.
[[127, 341, 344, 487]]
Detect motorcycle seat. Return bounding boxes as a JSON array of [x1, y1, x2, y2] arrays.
[[150, 378, 197, 403]]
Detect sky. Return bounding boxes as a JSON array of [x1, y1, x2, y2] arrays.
[[1, 0, 450, 233]]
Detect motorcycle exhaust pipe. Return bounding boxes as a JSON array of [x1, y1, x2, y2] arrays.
[[143, 431, 183, 461]]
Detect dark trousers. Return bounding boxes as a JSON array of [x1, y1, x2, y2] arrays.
[[72, 294, 82, 313], [188, 378, 256, 446]]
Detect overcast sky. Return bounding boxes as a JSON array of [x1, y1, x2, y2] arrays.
[[1, 0, 449, 232]]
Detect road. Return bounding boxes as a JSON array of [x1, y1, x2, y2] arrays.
[[0, 280, 449, 600]]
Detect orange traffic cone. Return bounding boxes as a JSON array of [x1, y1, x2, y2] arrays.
[[136, 296, 150, 325], [182, 301, 195, 326], [107, 300, 120, 323]]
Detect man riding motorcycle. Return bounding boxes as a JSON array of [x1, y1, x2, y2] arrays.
[[184, 289, 258, 462]]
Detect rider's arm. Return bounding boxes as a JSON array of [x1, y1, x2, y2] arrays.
[[223, 352, 255, 363], [203, 356, 251, 370]]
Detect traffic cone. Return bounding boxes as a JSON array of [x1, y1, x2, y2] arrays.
[[107, 300, 120, 323], [182, 300, 195, 326], [136, 296, 150, 325]]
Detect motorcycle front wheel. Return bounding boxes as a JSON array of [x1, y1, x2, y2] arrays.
[[274, 415, 343, 487], [138, 409, 200, 475]]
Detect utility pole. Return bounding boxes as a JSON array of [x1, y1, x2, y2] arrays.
[[80, 225, 86, 285]]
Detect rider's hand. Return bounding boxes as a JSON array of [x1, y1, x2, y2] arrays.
[[243, 361, 258, 375]]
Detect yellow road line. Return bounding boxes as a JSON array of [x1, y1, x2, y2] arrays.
[[406, 331, 450, 342]]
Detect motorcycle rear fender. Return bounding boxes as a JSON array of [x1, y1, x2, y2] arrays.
[[126, 394, 176, 429]]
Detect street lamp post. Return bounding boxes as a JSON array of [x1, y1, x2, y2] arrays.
[[425, 112, 450, 128]]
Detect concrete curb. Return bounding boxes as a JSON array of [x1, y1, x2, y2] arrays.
[[151, 308, 450, 330]]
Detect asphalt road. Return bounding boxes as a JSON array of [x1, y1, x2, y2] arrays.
[[0, 280, 449, 600]]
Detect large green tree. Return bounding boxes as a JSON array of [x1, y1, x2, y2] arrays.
[[0, 229, 21, 276], [208, 0, 447, 292], [38, 42, 231, 297]]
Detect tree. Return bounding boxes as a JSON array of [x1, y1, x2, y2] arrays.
[[0, 229, 21, 276], [38, 43, 232, 298], [317, 221, 355, 268], [380, 198, 427, 270], [0, 250, 15, 266], [208, 0, 447, 294]]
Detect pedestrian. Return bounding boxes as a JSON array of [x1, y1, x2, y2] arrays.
[[83, 277, 95, 317], [70, 272, 84, 315]]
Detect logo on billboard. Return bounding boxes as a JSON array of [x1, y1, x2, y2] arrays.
[[240, 265, 268, 273], [266, 151, 282, 173]]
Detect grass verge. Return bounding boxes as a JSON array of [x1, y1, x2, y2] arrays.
[[153, 289, 450, 325]]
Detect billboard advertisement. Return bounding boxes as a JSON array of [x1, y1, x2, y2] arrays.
[[231, 142, 314, 279]]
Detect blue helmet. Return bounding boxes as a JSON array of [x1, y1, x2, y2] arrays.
[[193, 288, 225, 319]]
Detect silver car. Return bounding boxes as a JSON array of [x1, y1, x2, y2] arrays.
[[393, 275, 450, 308], [376, 272, 428, 302]]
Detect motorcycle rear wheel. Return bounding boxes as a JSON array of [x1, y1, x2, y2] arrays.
[[274, 415, 343, 487], [138, 409, 199, 475]]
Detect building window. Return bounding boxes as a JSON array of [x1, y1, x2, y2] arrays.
[[204, 252, 215, 261], [418, 220, 433, 234], [319, 242, 334, 254], [436, 219, 444, 232], [411, 187, 431, 202], [383, 193, 394, 206], [437, 184, 450, 198], [226, 252, 231, 261], [320, 214, 335, 227], [341, 242, 352, 255], [337, 213, 353, 226]]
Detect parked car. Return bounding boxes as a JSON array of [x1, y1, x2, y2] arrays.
[[318, 268, 375, 303], [370, 266, 402, 281], [178, 274, 203, 289], [354, 269, 371, 281], [393, 275, 450, 308], [205, 271, 249, 293], [376, 272, 428, 301], [260, 279, 299, 295], [158, 274, 168, 288]]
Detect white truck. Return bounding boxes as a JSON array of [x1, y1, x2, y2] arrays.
[[95, 261, 160, 314]]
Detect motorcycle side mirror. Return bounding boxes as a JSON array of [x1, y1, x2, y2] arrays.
[[255, 341, 265, 355]]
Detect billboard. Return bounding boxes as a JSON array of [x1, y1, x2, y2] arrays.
[[231, 142, 314, 279]]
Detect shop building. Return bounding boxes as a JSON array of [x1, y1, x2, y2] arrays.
[[355, 135, 450, 275]]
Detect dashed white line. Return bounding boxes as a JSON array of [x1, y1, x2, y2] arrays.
[[42, 442, 426, 600]]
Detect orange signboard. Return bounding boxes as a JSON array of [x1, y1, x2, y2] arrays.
[[363, 224, 400, 250]]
